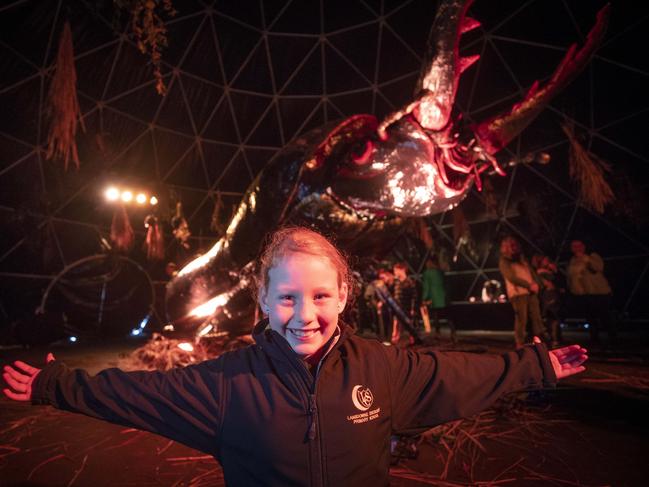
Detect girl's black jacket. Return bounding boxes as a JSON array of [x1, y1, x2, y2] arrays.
[[32, 321, 557, 486]]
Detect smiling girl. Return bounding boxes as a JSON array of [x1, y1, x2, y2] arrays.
[[3, 226, 587, 486]]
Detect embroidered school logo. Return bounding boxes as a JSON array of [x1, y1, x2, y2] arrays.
[[351, 385, 374, 411]]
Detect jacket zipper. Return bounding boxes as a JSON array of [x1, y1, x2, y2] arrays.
[[308, 393, 317, 440]]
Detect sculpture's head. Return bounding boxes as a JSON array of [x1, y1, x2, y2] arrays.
[[305, 0, 608, 218]]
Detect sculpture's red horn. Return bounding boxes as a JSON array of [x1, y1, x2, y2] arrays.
[[472, 4, 610, 155]]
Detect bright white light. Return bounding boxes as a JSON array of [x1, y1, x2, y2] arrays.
[[189, 290, 228, 318], [69, 336, 78, 343], [584, 323, 590, 329], [178, 342, 194, 352], [136, 193, 147, 204], [198, 324, 213, 336], [178, 240, 223, 277], [139, 315, 150, 329], [163, 323, 175, 332], [130, 328, 141, 336], [150, 196, 158, 206], [105, 187, 120, 201], [121, 191, 133, 202]]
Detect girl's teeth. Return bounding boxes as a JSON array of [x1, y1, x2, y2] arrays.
[[290, 329, 318, 338]]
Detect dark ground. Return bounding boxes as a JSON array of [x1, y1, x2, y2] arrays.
[[1, 328, 648, 487]]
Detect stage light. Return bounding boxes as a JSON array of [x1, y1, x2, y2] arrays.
[[130, 328, 142, 336], [121, 190, 133, 202], [69, 336, 78, 343], [163, 323, 175, 332], [150, 196, 158, 206], [178, 342, 194, 352], [105, 187, 120, 201], [136, 193, 147, 204], [584, 323, 590, 329]]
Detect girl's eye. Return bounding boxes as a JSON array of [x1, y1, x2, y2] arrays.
[[315, 293, 329, 300], [280, 295, 294, 302]]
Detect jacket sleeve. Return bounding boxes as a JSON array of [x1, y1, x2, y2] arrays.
[[31, 359, 225, 455], [383, 343, 556, 434]]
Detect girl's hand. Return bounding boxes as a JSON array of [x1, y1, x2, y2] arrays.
[[2, 353, 55, 402], [534, 337, 587, 379]]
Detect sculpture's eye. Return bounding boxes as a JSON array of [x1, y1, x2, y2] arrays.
[[351, 139, 374, 165]]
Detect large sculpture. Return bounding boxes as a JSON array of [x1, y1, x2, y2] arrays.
[[165, 0, 609, 337]]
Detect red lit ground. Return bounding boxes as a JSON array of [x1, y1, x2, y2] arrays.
[[1, 331, 648, 486]]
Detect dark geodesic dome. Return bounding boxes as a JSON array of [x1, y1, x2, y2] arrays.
[[1, 0, 648, 339]]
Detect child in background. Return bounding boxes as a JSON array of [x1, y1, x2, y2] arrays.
[[4, 227, 588, 486]]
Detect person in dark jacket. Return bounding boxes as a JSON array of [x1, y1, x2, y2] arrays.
[[3, 227, 588, 486]]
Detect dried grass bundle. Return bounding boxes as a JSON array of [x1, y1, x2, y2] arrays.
[[122, 0, 177, 95], [122, 333, 252, 371], [409, 394, 563, 484], [110, 204, 134, 253], [452, 207, 469, 245], [144, 215, 165, 261], [45, 21, 85, 171], [562, 122, 614, 214]]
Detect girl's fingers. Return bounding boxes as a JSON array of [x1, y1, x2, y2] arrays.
[[3, 372, 28, 392], [4, 366, 30, 384], [13, 360, 39, 375], [2, 387, 28, 401]]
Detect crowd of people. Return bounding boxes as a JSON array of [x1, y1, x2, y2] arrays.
[[358, 257, 451, 346], [499, 236, 615, 349], [354, 236, 614, 350]]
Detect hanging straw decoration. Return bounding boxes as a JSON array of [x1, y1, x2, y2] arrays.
[[451, 207, 469, 245], [45, 21, 85, 171], [562, 121, 614, 214], [111, 205, 134, 253], [210, 191, 226, 236], [482, 177, 499, 216], [143, 215, 165, 261], [118, 0, 177, 95]]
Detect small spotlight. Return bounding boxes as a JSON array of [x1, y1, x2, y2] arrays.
[[139, 315, 150, 329], [105, 187, 119, 201], [583, 323, 590, 329], [150, 196, 158, 206], [69, 336, 78, 343], [130, 328, 142, 336], [163, 323, 175, 332], [136, 193, 147, 204], [121, 191, 133, 203], [178, 342, 194, 352]]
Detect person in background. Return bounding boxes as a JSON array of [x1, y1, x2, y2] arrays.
[[363, 268, 394, 343], [499, 236, 548, 349], [421, 256, 447, 338], [532, 254, 562, 348], [392, 262, 418, 344], [567, 240, 615, 346]]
